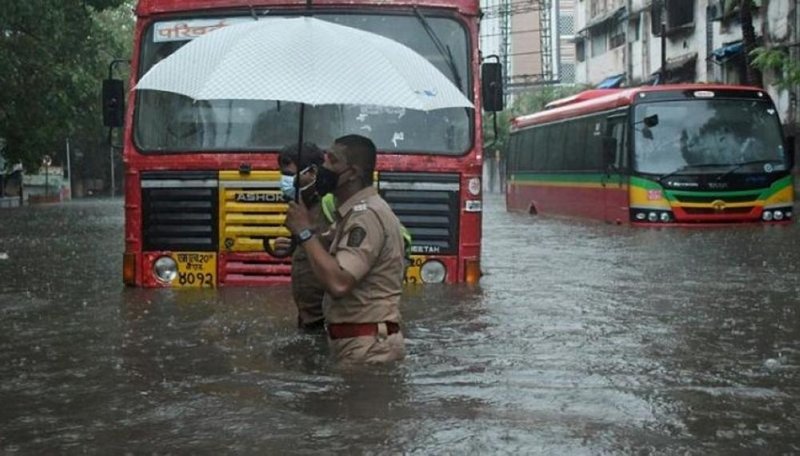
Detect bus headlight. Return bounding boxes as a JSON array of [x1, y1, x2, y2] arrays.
[[420, 260, 446, 283], [647, 212, 658, 222], [467, 177, 481, 196], [773, 210, 784, 221], [154, 256, 178, 283], [762, 211, 773, 221]]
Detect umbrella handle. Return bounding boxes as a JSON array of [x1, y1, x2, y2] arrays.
[[262, 236, 296, 259]]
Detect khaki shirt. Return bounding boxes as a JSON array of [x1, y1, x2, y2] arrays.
[[323, 186, 404, 324]]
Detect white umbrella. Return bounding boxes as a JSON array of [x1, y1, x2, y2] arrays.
[[135, 16, 473, 111]]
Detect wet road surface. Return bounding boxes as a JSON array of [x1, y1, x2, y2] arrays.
[[1, 195, 799, 454]]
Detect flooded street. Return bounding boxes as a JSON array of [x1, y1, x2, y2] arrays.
[[1, 194, 799, 454]]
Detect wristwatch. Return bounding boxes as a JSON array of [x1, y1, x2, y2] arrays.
[[297, 228, 315, 244]]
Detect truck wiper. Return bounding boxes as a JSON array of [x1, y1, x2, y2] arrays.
[[716, 159, 782, 180], [413, 7, 463, 92], [658, 163, 732, 183]]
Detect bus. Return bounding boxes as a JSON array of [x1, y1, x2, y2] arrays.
[[106, 0, 499, 287], [506, 85, 795, 225]]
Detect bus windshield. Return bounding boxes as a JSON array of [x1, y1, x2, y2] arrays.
[[134, 14, 470, 155], [633, 99, 787, 176]]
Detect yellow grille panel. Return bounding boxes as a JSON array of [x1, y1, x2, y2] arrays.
[[219, 170, 291, 252]]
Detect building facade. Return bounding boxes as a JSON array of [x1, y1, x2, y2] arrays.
[[573, 0, 799, 131]]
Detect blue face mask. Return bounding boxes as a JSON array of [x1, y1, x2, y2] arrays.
[[280, 174, 296, 201]]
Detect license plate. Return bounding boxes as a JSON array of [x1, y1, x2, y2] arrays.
[[404, 256, 425, 285], [170, 252, 216, 288]]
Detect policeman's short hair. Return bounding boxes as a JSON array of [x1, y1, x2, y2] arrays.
[[279, 142, 324, 171], [335, 134, 376, 185]]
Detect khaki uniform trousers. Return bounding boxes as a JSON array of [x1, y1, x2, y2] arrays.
[[328, 327, 405, 364]]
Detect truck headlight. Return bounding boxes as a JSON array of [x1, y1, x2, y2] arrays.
[[420, 260, 446, 283], [154, 256, 178, 283]]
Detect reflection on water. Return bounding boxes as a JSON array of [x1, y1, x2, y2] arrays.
[[1, 197, 799, 453]]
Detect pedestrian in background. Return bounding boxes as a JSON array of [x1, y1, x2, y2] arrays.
[[285, 134, 406, 364]]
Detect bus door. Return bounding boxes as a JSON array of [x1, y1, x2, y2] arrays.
[[602, 114, 629, 223]]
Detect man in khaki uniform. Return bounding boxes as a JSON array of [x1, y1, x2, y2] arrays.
[[285, 134, 406, 364]]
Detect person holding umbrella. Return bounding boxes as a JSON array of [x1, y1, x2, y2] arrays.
[[285, 134, 406, 364]]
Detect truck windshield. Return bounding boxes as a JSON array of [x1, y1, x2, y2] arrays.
[[633, 99, 787, 176], [134, 14, 470, 154]]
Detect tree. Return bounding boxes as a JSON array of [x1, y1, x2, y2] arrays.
[[0, 1, 131, 172], [738, 0, 763, 87], [751, 48, 800, 89]]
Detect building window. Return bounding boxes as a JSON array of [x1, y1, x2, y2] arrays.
[[667, 0, 694, 28], [559, 15, 575, 35], [560, 63, 576, 83], [591, 30, 608, 56], [609, 21, 625, 49], [631, 16, 641, 41], [576, 40, 586, 62]]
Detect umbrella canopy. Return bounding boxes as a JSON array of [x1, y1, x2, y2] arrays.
[[136, 16, 473, 111]]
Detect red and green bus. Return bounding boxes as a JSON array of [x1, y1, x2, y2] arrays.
[[106, 0, 498, 287], [506, 85, 795, 225]]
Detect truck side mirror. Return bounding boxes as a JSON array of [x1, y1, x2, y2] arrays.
[[787, 135, 796, 169], [103, 79, 125, 128], [481, 62, 504, 112], [603, 137, 618, 169]]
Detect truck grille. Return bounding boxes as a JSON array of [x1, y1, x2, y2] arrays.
[[378, 172, 460, 255], [218, 171, 292, 284], [141, 171, 218, 251], [218, 171, 290, 252]]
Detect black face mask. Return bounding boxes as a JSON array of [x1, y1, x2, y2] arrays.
[[314, 166, 342, 196]]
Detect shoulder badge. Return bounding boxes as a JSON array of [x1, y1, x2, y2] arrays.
[[347, 227, 367, 248], [353, 202, 368, 212]]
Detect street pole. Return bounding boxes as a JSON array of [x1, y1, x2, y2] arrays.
[[45, 162, 49, 200], [660, 23, 667, 83], [110, 142, 115, 198], [66, 138, 72, 200]]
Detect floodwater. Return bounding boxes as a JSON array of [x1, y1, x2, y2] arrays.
[[1, 194, 799, 454]]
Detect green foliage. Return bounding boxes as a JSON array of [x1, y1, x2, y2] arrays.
[[483, 85, 587, 156], [751, 47, 800, 89], [0, 0, 133, 173]]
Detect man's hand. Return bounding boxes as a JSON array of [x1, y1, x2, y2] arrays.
[[285, 200, 312, 235], [273, 236, 293, 256]]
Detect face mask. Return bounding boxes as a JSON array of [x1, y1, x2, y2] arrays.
[[280, 174, 296, 201], [314, 166, 342, 196]]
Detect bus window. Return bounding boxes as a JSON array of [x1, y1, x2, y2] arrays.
[[584, 116, 605, 170], [563, 119, 587, 170], [605, 115, 627, 170], [531, 128, 547, 171], [550, 123, 567, 169], [543, 126, 563, 171], [518, 129, 535, 171], [563, 120, 583, 170]]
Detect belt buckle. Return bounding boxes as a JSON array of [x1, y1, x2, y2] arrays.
[[376, 322, 388, 341]]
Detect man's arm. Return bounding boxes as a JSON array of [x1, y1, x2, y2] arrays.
[[300, 236, 357, 298], [285, 200, 357, 297]]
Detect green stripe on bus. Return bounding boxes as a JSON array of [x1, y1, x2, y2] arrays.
[[513, 172, 606, 186], [631, 175, 792, 201]]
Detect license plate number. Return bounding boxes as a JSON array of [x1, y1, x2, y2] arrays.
[[404, 256, 425, 285], [171, 252, 216, 288]]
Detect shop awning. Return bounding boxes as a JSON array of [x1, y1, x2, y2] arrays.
[[710, 41, 743, 62], [596, 74, 625, 88]]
